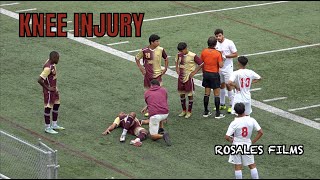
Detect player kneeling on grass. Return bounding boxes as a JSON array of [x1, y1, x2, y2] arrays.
[[225, 103, 263, 179], [102, 112, 149, 147]]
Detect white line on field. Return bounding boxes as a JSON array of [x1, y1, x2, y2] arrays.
[[263, 97, 287, 102], [127, 49, 140, 53], [250, 88, 262, 92], [244, 43, 320, 57], [67, 29, 74, 32], [314, 118, 320, 121], [1, 8, 319, 130], [0, 2, 19, 7], [288, 104, 320, 112], [194, 73, 202, 77], [143, 1, 288, 22], [15, 8, 36, 12], [67, 21, 73, 24], [169, 65, 176, 68], [107, 41, 129, 46]]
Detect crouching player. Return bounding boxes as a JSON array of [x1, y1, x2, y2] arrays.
[[102, 112, 149, 147]]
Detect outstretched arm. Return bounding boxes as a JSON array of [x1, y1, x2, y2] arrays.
[[102, 123, 117, 135]]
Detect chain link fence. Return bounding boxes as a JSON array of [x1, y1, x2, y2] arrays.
[[0, 130, 59, 179]]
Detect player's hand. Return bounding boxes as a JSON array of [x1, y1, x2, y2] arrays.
[[189, 72, 196, 79], [140, 68, 146, 76], [141, 106, 148, 114], [102, 129, 111, 135], [176, 68, 180, 75], [48, 87, 56, 92], [222, 54, 226, 60], [161, 68, 167, 75]]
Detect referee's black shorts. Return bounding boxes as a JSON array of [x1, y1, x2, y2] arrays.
[[202, 71, 221, 89]]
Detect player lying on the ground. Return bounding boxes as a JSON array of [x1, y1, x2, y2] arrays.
[[102, 112, 149, 147]]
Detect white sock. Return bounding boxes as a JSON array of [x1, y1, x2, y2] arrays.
[[235, 170, 242, 179], [53, 121, 57, 127], [135, 138, 141, 142], [122, 129, 128, 136], [250, 168, 259, 179], [228, 90, 234, 106], [45, 124, 51, 128], [220, 88, 226, 105]]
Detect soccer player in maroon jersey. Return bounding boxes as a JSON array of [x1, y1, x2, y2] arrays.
[[37, 51, 65, 134], [175, 42, 203, 119], [135, 34, 169, 117], [102, 112, 149, 147]]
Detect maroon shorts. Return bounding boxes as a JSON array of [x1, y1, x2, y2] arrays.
[[43, 90, 60, 108], [178, 78, 194, 95], [144, 75, 162, 89]]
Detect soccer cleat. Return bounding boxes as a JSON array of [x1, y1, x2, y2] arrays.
[[130, 139, 142, 147], [203, 111, 212, 117], [213, 104, 227, 111], [163, 132, 172, 146], [227, 107, 232, 114], [52, 125, 65, 130], [144, 112, 149, 117], [215, 113, 226, 119], [120, 135, 126, 142], [45, 127, 58, 134], [178, 111, 187, 117], [185, 112, 192, 119]]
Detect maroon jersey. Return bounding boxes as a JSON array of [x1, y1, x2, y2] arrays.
[[40, 60, 57, 92]]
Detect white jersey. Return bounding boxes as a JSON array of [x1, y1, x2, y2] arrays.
[[215, 38, 237, 72], [229, 69, 261, 102], [226, 116, 261, 145]]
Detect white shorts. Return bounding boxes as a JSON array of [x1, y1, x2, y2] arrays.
[[228, 154, 255, 166], [149, 114, 169, 135], [231, 94, 252, 115], [219, 69, 233, 84]]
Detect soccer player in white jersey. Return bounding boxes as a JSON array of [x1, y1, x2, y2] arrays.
[[225, 103, 263, 179], [214, 29, 238, 114], [228, 56, 261, 116]]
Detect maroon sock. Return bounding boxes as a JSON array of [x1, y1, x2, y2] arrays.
[[188, 100, 193, 113], [44, 108, 51, 125], [137, 132, 147, 141], [52, 104, 60, 122], [181, 97, 186, 111]]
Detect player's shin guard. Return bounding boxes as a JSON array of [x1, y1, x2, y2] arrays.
[[44, 108, 51, 127], [180, 97, 186, 111], [235, 170, 242, 179], [228, 90, 234, 106], [250, 168, 259, 179], [137, 131, 147, 141], [220, 88, 226, 105], [214, 96, 220, 114], [203, 95, 209, 112], [188, 99, 193, 113]]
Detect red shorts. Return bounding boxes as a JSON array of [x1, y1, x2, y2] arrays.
[[144, 75, 162, 89], [178, 78, 194, 96], [43, 90, 60, 108]]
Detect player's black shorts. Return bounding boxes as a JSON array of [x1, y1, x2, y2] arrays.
[[202, 71, 221, 89]]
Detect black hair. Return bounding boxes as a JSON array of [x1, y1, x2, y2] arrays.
[[238, 56, 248, 66], [149, 34, 160, 44], [177, 42, 187, 51], [207, 36, 217, 48], [49, 51, 59, 60], [234, 103, 245, 115], [214, 29, 224, 35], [150, 79, 160, 86]]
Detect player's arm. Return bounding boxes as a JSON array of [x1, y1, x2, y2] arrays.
[[225, 121, 235, 143], [37, 68, 55, 91], [226, 52, 238, 58], [190, 63, 204, 79], [175, 59, 180, 75], [226, 41, 238, 58], [135, 50, 145, 75], [161, 50, 169, 75], [252, 71, 262, 84], [252, 129, 263, 144], [218, 51, 224, 68], [102, 123, 117, 135], [225, 135, 233, 143]]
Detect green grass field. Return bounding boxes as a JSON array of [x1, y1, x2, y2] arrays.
[[1, 1, 320, 179]]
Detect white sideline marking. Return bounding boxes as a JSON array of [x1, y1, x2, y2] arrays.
[[314, 118, 320, 121], [67, 21, 73, 24], [250, 88, 262, 92], [127, 49, 140, 53], [67, 29, 74, 32], [194, 73, 202, 77], [107, 41, 129, 46], [15, 8, 36, 12], [1, 8, 319, 130], [169, 65, 176, 68], [143, 1, 288, 22], [244, 44, 320, 57], [263, 97, 287, 102], [288, 104, 320, 112], [0, 2, 19, 6]]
